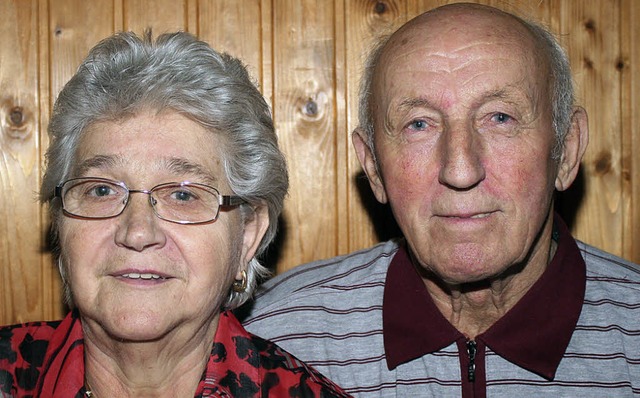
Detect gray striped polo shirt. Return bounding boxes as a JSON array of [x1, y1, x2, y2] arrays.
[[241, 222, 640, 397]]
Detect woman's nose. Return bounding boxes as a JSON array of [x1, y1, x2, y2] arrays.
[[114, 192, 166, 251]]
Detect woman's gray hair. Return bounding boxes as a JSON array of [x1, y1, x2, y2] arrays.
[[358, 11, 575, 162], [41, 31, 288, 310]]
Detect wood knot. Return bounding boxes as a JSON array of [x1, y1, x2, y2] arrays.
[[303, 98, 318, 117], [374, 1, 387, 15], [593, 150, 612, 176], [9, 107, 24, 127], [297, 90, 327, 122], [584, 19, 596, 32], [583, 57, 594, 69], [615, 57, 626, 71], [2, 103, 32, 140]]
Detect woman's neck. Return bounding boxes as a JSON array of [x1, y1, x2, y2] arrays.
[[82, 315, 219, 397]]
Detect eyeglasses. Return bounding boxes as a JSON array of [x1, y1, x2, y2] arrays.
[[54, 177, 245, 225]]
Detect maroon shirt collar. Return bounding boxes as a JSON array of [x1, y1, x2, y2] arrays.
[[383, 215, 586, 379]]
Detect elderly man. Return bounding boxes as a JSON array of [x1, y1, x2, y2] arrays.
[[241, 3, 640, 397]]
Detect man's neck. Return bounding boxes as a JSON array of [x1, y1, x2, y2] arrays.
[[424, 238, 557, 339]]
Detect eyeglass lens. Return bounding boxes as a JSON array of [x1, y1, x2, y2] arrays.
[[61, 179, 221, 223]]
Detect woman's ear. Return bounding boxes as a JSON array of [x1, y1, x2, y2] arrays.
[[555, 107, 589, 191], [239, 204, 269, 272]]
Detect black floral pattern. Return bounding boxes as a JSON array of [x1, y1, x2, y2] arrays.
[[0, 311, 351, 397]]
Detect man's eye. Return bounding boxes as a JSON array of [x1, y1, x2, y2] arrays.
[[491, 113, 512, 123], [408, 119, 428, 130]]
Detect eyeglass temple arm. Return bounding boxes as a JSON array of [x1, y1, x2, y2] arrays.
[[220, 195, 245, 207]]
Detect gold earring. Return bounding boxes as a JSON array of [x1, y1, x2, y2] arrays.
[[232, 270, 247, 293]]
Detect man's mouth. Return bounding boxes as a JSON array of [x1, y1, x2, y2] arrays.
[[469, 212, 491, 219]]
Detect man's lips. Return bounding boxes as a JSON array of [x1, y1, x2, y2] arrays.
[[438, 210, 496, 219]]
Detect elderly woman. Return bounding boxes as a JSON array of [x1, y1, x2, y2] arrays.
[[0, 31, 349, 397]]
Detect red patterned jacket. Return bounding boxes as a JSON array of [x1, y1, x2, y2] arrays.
[[0, 310, 350, 397]]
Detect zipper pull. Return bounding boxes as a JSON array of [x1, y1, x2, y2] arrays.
[[466, 340, 477, 382]]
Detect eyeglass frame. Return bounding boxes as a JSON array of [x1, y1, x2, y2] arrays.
[[54, 177, 246, 225]]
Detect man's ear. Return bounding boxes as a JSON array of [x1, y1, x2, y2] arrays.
[[555, 107, 589, 191], [239, 204, 269, 278], [352, 128, 388, 204]]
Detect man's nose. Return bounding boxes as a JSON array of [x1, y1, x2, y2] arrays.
[[437, 123, 486, 190]]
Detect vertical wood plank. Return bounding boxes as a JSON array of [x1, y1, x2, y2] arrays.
[[560, 0, 624, 256], [49, 0, 117, 105], [272, 0, 338, 271], [123, 0, 188, 34], [334, 0, 348, 256], [0, 0, 45, 324], [621, 0, 640, 262], [196, 0, 263, 92], [260, 0, 274, 111], [38, 0, 62, 322]]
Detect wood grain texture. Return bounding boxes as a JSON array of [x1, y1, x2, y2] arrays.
[[621, 0, 640, 262], [0, 0, 45, 323], [561, 1, 624, 256], [124, 0, 188, 34], [271, 0, 339, 269], [0, 0, 638, 324]]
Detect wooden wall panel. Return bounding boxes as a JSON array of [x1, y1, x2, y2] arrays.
[[196, 0, 263, 82], [48, 1, 117, 102], [272, 0, 339, 269], [621, 0, 640, 263], [0, 0, 638, 325], [124, 0, 188, 34], [0, 0, 44, 323], [561, 1, 625, 256]]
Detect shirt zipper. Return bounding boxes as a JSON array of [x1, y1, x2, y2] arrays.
[[466, 340, 477, 382]]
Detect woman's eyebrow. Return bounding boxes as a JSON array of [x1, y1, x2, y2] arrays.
[[75, 155, 120, 176], [164, 157, 218, 185], [74, 155, 218, 185]]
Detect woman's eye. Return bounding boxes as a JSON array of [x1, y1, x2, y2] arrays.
[[491, 112, 512, 124], [90, 185, 115, 197], [171, 190, 196, 202]]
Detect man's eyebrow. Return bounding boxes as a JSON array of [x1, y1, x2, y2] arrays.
[[383, 97, 437, 133], [396, 97, 436, 111], [395, 87, 532, 110], [481, 86, 535, 103]]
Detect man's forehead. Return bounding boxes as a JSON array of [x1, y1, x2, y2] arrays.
[[372, 11, 544, 96], [382, 7, 536, 61]]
